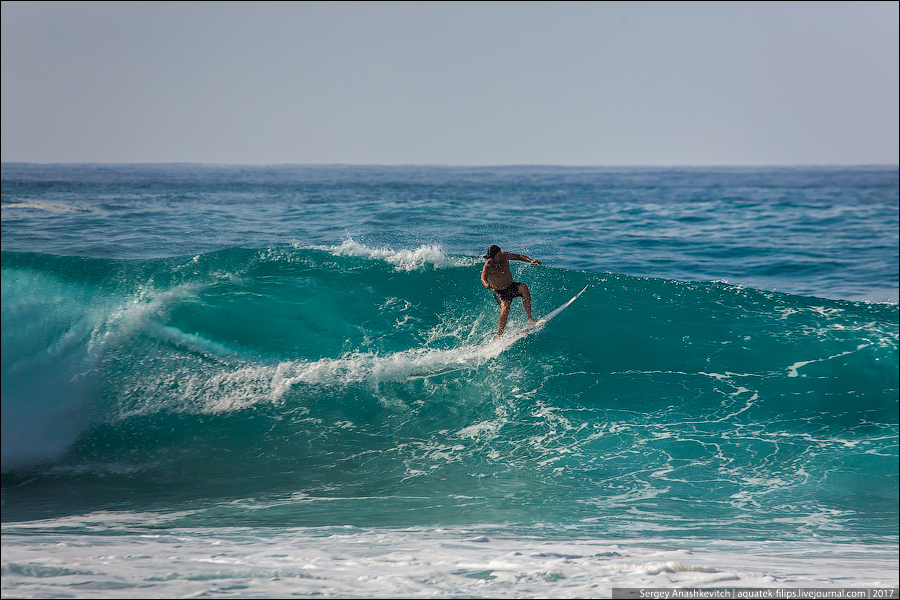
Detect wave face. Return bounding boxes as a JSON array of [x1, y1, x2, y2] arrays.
[[2, 244, 897, 541]]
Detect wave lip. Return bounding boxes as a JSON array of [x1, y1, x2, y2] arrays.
[[0, 268, 203, 471]]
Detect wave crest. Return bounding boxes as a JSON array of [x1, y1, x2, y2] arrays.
[[310, 238, 473, 271]]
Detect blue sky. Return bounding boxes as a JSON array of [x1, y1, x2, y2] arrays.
[[2, 1, 898, 165]]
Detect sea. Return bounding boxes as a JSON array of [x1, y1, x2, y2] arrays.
[[1, 163, 898, 598]]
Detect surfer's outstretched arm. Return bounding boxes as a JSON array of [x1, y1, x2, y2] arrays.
[[506, 253, 541, 265]]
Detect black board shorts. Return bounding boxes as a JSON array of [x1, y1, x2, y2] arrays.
[[493, 282, 523, 305]]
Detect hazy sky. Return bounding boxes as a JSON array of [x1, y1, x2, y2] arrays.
[[2, 1, 898, 165]]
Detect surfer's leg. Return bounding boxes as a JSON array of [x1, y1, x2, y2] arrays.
[[498, 300, 511, 335], [519, 283, 535, 323]]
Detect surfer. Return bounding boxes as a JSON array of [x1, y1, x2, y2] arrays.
[[480, 245, 542, 336]]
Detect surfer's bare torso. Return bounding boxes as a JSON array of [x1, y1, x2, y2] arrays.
[[481, 253, 518, 290]]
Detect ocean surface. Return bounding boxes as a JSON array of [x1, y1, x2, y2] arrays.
[[2, 164, 898, 597]]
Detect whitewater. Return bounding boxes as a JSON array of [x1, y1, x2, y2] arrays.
[[2, 164, 897, 597]]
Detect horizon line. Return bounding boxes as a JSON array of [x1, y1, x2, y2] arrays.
[[3, 161, 898, 169]]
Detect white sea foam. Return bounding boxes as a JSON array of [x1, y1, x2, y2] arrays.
[[2, 518, 896, 598], [312, 238, 475, 271], [786, 344, 871, 378]]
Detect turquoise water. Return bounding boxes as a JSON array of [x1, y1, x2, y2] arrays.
[[2, 164, 897, 596]]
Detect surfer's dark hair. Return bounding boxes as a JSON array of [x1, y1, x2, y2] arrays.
[[483, 245, 501, 259]]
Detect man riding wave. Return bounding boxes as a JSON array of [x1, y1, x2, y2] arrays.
[[480, 245, 541, 336]]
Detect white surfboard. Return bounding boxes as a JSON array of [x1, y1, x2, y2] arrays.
[[500, 284, 589, 343]]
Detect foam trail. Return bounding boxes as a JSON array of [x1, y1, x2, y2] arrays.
[[272, 338, 509, 398]]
